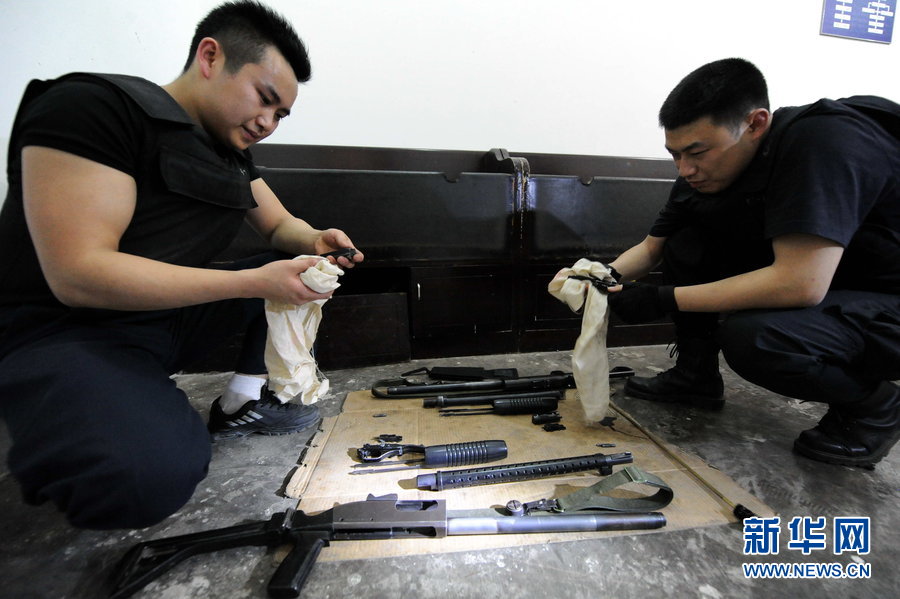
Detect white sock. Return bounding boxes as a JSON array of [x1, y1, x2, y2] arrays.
[[219, 374, 267, 414]]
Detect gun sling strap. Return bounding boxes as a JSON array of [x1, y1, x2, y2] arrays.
[[523, 465, 673, 514]]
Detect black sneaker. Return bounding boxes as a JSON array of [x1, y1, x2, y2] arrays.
[[208, 387, 320, 440]]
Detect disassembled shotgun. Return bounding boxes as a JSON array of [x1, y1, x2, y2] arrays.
[[107, 363, 666, 598], [108, 494, 666, 599]]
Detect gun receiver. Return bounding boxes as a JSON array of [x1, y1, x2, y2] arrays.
[[109, 494, 665, 598]]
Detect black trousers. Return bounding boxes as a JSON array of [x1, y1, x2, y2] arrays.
[[663, 227, 900, 406], [719, 290, 900, 406], [0, 254, 278, 530]]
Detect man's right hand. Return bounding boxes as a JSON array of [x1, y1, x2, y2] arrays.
[[250, 257, 335, 305]]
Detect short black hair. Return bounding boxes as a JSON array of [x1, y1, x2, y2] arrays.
[[183, 1, 311, 82], [658, 58, 768, 133]]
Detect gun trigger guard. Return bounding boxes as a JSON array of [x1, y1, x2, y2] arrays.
[[522, 498, 561, 514]]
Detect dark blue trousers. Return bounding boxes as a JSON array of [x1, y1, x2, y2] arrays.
[[661, 227, 900, 407], [719, 290, 900, 406], [0, 255, 275, 529]]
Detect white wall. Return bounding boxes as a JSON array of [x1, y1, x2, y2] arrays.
[[3, 0, 898, 199]]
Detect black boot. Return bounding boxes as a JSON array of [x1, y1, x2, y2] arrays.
[[793, 382, 900, 469], [624, 338, 724, 409]]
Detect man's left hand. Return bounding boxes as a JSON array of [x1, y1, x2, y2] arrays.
[[315, 228, 365, 268]]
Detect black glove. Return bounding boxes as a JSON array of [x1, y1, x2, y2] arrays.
[[583, 257, 621, 283], [607, 282, 677, 324], [605, 264, 622, 283]]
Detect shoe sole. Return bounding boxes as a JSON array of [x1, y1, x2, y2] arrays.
[[793, 426, 900, 470], [210, 418, 321, 441], [624, 383, 725, 410]]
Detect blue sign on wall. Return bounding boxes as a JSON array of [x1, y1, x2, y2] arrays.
[[821, 0, 895, 43]]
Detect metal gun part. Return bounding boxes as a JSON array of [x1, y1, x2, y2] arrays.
[[416, 451, 633, 491]]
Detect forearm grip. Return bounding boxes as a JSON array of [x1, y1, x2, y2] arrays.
[[492, 396, 558, 414], [422, 440, 508, 467]]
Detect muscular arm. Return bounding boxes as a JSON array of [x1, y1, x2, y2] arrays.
[[246, 178, 364, 268], [674, 233, 843, 312], [23, 146, 330, 310], [608, 235, 666, 281], [246, 178, 321, 254]]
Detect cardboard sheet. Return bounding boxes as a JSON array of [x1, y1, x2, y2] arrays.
[[285, 389, 775, 561]]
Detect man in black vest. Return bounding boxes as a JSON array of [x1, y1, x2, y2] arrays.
[[0, 1, 362, 529], [605, 58, 899, 469]]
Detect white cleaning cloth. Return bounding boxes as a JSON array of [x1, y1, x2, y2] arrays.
[[548, 258, 616, 422], [264, 256, 343, 404]]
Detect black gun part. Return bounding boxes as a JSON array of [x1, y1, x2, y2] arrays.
[[567, 274, 616, 291], [353, 440, 508, 468], [416, 451, 633, 491], [438, 396, 559, 417], [402, 366, 520, 381], [319, 248, 358, 260], [372, 371, 575, 398], [423, 390, 563, 408], [532, 412, 562, 425], [108, 495, 665, 598]]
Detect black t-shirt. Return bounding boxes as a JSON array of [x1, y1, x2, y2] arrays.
[[650, 97, 900, 294], [0, 73, 261, 308]]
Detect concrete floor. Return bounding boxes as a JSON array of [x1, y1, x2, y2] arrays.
[[1, 345, 897, 599]]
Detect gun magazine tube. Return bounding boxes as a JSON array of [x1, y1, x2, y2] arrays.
[[416, 452, 633, 491], [447, 511, 666, 535], [424, 390, 562, 408], [387, 379, 501, 396]]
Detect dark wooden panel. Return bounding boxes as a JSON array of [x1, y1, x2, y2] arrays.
[[409, 266, 516, 338], [406, 264, 518, 359], [316, 293, 410, 370], [251, 144, 519, 177], [527, 176, 673, 259], [218, 168, 517, 265], [411, 331, 518, 359], [515, 151, 676, 180]]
